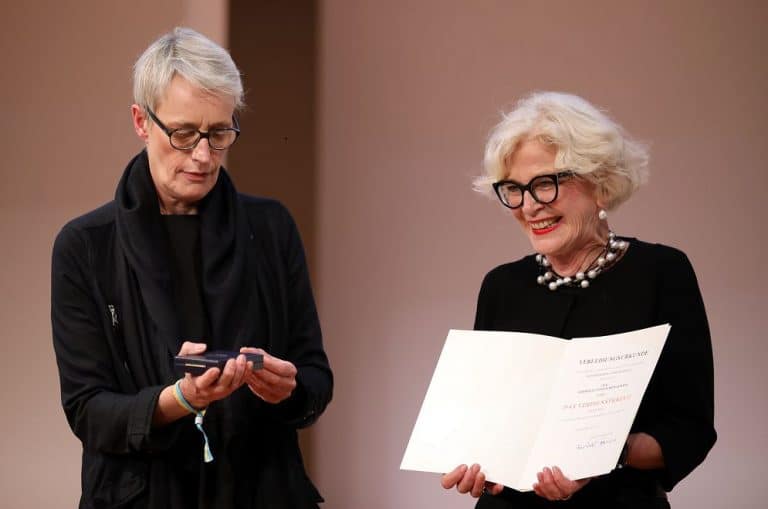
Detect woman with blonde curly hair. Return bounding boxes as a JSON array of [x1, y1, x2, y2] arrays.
[[441, 92, 715, 508]]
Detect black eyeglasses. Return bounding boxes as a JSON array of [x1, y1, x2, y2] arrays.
[[492, 171, 576, 209], [145, 107, 240, 150]]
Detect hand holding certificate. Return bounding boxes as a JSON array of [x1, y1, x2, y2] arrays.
[[400, 324, 670, 491]]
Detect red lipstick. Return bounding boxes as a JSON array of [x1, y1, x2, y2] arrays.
[[530, 219, 561, 235]]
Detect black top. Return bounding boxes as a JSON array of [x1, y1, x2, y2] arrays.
[[474, 239, 716, 509], [163, 215, 210, 341]]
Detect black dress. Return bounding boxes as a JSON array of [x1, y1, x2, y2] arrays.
[[474, 239, 716, 509]]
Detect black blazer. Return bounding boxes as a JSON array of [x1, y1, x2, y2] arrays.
[[52, 193, 332, 509]]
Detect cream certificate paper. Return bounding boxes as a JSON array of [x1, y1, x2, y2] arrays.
[[400, 324, 670, 491]]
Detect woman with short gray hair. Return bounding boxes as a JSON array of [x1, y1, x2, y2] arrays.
[[52, 27, 332, 509], [441, 92, 715, 508], [133, 27, 245, 112]]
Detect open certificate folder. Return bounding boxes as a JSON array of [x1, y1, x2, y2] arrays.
[[400, 324, 670, 491]]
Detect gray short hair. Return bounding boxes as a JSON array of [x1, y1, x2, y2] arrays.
[[133, 27, 244, 111], [476, 91, 649, 210]]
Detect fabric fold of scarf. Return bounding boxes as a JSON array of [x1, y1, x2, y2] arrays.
[[113, 150, 258, 384]]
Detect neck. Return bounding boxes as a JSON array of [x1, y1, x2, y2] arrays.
[[545, 223, 610, 276], [159, 198, 198, 215]]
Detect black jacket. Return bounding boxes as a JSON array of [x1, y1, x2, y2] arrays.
[[474, 240, 716, 509], [51, 152, 332, 509]]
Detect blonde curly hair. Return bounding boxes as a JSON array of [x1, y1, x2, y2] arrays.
[[475, 91, 649, 210]]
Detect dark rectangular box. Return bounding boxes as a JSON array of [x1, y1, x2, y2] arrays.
[[174, 351, 264, 376]]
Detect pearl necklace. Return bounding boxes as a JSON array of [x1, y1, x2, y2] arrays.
[[535, 231, 628, 290]]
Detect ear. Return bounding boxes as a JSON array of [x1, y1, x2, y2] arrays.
[[593, 184, 607, 211], [130, 104, 149, 142]]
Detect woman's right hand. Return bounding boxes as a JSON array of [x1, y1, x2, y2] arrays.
[[441, 464, 504, 498], [153, 342, 248, 426], [177, 341, 249, 409]]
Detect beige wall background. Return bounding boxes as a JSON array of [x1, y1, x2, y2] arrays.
[[228, 0, 318, 267], [1, 1, 766, 508]]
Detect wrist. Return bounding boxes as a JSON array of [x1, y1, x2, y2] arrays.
[[171, 379, 215, 463], [175, 379, 207, 411]]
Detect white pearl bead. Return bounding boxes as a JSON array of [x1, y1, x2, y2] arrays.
[[535, 230, 624, 291]]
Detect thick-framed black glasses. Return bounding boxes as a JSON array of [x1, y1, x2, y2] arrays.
[[492, 171, 576, 209], [145, 107, 240, 150]]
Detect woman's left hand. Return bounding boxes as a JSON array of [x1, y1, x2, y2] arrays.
[[532, 466, 591, 501], [240, 347, 298, 404]]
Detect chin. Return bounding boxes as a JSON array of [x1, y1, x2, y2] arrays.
[[188, 190, 214, 204], [176, 186, 213, 205], [527, 232, 566, 257]]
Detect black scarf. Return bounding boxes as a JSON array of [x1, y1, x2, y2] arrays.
[[113, 150, 262, 386], [96, 151, 323, 509]]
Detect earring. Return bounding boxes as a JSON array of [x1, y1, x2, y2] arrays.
[[598, 209, 608, 220]]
